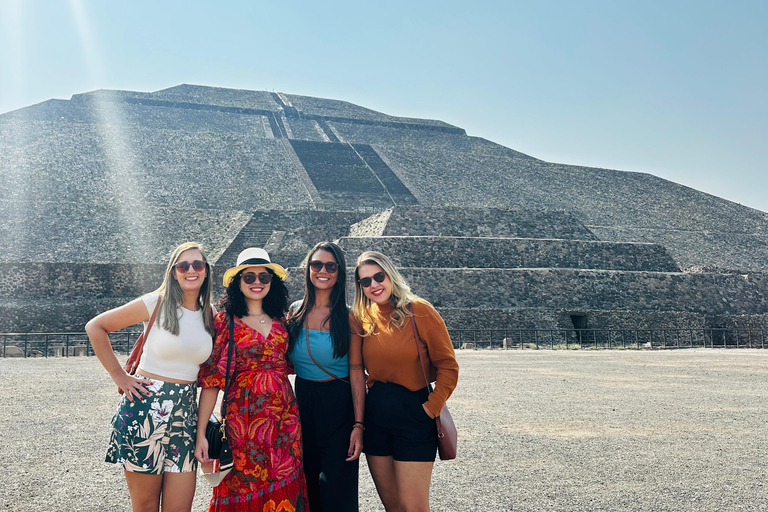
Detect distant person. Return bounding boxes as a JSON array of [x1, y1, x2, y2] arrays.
[[286, 242, 365, 511], [87, 241, 215, 512], [351, 251, 459, 512], [195, 247, 308, 511]]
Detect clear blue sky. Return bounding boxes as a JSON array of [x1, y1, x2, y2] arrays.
[[2, 0, 766, 212]]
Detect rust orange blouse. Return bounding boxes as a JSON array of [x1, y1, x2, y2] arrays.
[[354, 298, 459, 417]]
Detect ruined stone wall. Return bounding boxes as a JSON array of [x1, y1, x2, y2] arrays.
[[348, 210, 392, 237], [2, 262, 767, 332], [217, 210, 371, 267], [0, 264, 304, 332], [588, 226, 768, 273], [344, 268, 768, 319], [337, 236, 680, 272], [350, 206, 597, 240]]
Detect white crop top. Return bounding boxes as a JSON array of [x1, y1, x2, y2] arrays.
[[138, 293, 213, 381]]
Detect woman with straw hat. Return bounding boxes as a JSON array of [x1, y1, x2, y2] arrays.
[[195, 248, 308, 511]]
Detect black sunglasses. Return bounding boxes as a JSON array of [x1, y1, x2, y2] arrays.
[[174, 260, 206, 273], [242, 272, 272, 285], [358, 271, 386, 288], [308, 260, 339, 273]]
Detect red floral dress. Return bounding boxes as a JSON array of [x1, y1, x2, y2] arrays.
[[198, 312, 308, 512]]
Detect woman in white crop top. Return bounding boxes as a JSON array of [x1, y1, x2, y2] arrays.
[[86, 241, 215, 512]]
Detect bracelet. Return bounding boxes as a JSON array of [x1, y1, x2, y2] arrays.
[[353, 421, 365, 430]]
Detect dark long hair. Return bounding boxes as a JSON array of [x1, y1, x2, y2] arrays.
[[217, 267, 290, 320], [287, 242, 350, 358]]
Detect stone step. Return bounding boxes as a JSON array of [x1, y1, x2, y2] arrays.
[[337, 236, 680, 272]]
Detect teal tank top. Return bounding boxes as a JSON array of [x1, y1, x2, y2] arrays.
[[289, 328, 349, 380]]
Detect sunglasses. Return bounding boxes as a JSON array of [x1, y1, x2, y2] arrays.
[[242, 272, 272, 285], [174, 260, 206, 273], [308, 260, 339, 273], [358, 271, 386, 288]]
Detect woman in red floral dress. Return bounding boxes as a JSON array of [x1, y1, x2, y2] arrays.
[[196, 248, 308, 512]]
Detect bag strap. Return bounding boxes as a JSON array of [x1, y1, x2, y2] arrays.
[[407, 303, 432, 390], [304, 321, 349, 384], [125, 298, 161, 374], [145, 299, 162, 338], [219, 315, 236, 432], [407, 303, 446, 438]]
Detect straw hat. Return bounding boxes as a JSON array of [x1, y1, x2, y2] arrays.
[[222, 248, 288, 286]]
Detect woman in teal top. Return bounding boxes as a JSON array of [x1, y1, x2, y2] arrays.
[[287, 242, 365, 512]]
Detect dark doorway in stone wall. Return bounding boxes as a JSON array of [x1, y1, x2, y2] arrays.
[[570, 313, 588, 345]]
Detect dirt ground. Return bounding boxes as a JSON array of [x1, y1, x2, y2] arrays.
[[1, 349, 767, 511]]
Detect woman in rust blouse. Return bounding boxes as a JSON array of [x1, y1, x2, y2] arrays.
[[351, 251, 458, 512]]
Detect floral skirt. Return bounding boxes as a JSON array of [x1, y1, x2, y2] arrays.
[[209, 468, 306, 512], [105, 377, 198, 474], [204, 370, 308, 511]]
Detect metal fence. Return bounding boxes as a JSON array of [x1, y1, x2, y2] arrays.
[[1, 328, 766, 357], [447, 328, 767, 350], [0, 331, 142, 358]]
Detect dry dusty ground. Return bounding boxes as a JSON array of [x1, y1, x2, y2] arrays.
[[1, 349, 767, 511]]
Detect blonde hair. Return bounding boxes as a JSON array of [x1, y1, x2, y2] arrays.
[[154, 242, 215, 337], [353, 251, 416, 337]]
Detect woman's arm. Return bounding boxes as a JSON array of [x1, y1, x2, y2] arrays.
[[85, 297, 152, 402], [346, 311, 365, 461], [195, 386, 221, 463], [414, 301, 459, 418]]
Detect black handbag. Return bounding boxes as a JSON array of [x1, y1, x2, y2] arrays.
[[202, 315, 235, 486]]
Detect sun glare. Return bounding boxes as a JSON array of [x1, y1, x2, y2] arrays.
[[65, 0, 158, 262]]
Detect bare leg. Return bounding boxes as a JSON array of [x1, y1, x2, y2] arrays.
[[393, 460, 434, 512], [124, 471, 162, 512], [161, 471, 197, 512], [366, 454, 401, 512]]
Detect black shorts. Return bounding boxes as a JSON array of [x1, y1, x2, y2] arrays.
[[364, 382, 437, 462]]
